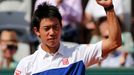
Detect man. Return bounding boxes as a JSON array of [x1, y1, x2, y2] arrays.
[[14, 0, 121, 75], [0, 30, 18, 69]]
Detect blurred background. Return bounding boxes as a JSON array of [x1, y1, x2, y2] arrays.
[[0, 0, 134, 75]]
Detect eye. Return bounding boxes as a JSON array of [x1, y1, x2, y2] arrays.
[[53, 25, 58, 30], [43, 26, 51, 31], [53, 24, 60, 30]]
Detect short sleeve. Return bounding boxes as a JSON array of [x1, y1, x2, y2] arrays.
[[77, 41, 103, 68], [14, 59, 27, 75]]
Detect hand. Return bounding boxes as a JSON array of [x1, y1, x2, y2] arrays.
[[96, 0, 113, 8]]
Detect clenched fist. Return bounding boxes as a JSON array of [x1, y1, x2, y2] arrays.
[[96, 0, 113, 8]]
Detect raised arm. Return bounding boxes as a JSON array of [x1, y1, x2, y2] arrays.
[[96, 0, 122, 57]]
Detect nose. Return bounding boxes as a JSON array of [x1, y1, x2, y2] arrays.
[[49, 28, 56, 36]]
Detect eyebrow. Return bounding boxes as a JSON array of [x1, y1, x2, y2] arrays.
[[42, 23, 59, 27]]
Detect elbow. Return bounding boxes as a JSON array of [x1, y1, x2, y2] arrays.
[[114, 39, 122, 49], [111, 35, 122, 49], [117, 41, 122, 48], [109, 38, 122, 49], [117, 37, 122, 47]]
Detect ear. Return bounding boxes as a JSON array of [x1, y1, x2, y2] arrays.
[[33, 27, 40, 37]]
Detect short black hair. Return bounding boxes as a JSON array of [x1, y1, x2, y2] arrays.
[[31, 2, 62, 31]]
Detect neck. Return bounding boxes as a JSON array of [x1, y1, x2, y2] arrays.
[[41, 43, 60, 54]]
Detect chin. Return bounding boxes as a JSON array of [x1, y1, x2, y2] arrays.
[[48, 42, 59, 48]]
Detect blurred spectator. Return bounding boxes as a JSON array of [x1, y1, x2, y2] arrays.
[[0, 30, 18, 69], [131, 17, 134, 43], [97, 16, 134, 67], [86, 16, 101, 44], [0, 0, 31, 59], [130, 17, 134, 67], [79, 16, 101, 44], [0, 13, 30, 61]]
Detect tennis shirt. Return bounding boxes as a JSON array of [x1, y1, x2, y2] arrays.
[[14, 41, 102, 75]]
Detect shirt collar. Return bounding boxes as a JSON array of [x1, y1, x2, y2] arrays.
[[57, 43, 65, 56], [38, 45, 48, 58], [38, 42, 65, 57]]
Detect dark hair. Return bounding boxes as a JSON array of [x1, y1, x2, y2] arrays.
[[31, 2, 62, 31]]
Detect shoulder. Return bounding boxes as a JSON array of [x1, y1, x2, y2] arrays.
[[14, 51, 39, 75], [63, 41, 102, 55], [78, 41, 102, 50]]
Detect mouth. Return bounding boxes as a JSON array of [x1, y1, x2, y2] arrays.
[[48, 38, 56, 41]]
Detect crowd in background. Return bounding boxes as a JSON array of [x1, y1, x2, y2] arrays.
[[0, 0, 134, 70]]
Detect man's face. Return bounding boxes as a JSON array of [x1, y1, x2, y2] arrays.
[[35, 18, 62, 48]]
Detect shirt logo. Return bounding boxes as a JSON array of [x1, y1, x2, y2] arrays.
[[15, 70, 21, 75], [62, 58, 69, 65]]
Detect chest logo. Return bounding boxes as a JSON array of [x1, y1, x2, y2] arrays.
[[15, 70, 21, 75], [62, 58, 69, 65]]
